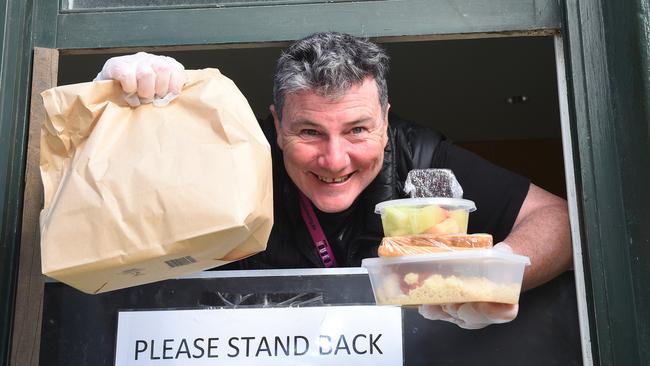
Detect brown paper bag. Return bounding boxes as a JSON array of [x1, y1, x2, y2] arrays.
[[40, 69, 273, 294]]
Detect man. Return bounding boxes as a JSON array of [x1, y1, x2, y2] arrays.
[[97, 32, 572, 328]]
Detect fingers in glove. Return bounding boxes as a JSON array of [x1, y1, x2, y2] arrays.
[[152, 58, 172, 98], [136, 62, 156, 102], [441, 303, 491, 329], [168, 58, 187, 94], [493, 242, 513, 253], [440, 302, 518, 329], [98, 52, 185, 107], [418, 304, 455, 322], [422, 303, 490, 329], [103, 56, 138, 95], [476, 302, 519, 323], [440, 303, 461, 319], [455, 303, 492, 329]]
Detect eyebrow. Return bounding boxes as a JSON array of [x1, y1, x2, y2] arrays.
[[343, 118, 375, 127], [292, 120, 322, 128], [292, 118, 375, 128]]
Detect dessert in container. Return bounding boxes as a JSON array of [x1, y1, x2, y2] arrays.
[[362, 249, 530, 306]]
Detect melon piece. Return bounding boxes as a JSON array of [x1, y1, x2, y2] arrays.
[[382, 206, 413, 236], [448, 209, 469, 234], [412, 204, 448, 234], [382, 204, 448, 235], [427, 217, 461, 235]]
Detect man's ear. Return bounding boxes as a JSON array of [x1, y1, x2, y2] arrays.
[[384, 103, 391, 126], [382, 103, 391, 147], [270, 104, 284, 150]]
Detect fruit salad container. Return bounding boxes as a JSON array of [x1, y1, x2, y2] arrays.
[[375, 198, 476, 237], [361, 250, 531, 306]]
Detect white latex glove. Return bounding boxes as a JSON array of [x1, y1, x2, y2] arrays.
[[95, 52, 187, 107], [417, 242, 520, 329]]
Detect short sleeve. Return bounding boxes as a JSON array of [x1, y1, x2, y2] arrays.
[[432, 140, 530, 242]]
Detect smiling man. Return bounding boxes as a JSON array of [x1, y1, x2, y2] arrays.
[[271, 76, 389, 213], [97, 32, 572, 328]]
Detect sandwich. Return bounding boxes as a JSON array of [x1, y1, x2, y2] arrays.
[[378, 233, 493, 257]]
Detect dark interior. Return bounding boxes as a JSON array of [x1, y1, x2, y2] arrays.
[[59, 35, 565, 198]]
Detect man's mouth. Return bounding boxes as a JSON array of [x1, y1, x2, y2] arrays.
[[313, 172, 356, 184]]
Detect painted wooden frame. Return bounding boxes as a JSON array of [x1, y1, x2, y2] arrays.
[[3, 0, 650, 365]]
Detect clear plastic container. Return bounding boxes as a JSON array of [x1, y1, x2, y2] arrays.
[[362, 250, 530, 306], [375, 197, 476, 236]]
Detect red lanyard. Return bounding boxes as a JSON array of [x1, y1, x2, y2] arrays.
[[298, 191, 338, 268]]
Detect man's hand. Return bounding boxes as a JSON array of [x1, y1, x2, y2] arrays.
[[95, 52, 187, 107], [418, 302, 519, 330]]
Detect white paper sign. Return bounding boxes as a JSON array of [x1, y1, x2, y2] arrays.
[[114, 305, 403, 366]]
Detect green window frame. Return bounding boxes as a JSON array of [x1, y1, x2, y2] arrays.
[[2, 1, 649, 365]]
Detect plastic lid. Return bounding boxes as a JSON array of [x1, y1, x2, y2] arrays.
[[361, 249, 531, 267], [374, 197, 476, 214]]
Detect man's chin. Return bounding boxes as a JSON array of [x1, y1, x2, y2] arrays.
[[311, 197, 354, 213]]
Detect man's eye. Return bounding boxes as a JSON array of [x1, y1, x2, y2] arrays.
[[351, 127, 365, 134], [301, 129, 320, 136]]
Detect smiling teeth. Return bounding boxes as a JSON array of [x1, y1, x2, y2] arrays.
[[317, 174, 351, 183]]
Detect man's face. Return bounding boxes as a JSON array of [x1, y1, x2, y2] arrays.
[[271, 77, 389, 213]]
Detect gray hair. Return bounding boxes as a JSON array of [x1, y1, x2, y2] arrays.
[[272, 32, 390, 120]]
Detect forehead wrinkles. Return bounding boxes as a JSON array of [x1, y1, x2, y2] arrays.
[[285, 110, 379, 133], [283, 94, 381, 128]]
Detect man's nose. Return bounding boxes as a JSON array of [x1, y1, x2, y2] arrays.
[[317, 136, 350, 172]]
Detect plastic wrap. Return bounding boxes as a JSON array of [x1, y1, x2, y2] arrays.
[[377, 233, 493, 257], [403, 169, 463, 198]]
